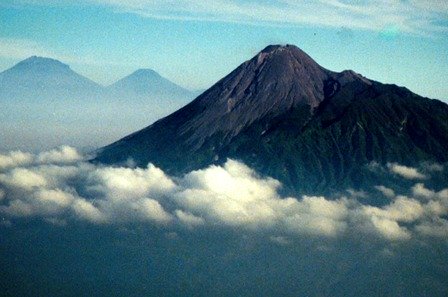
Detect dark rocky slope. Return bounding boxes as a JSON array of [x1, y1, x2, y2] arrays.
[[95, 45, 448, 196]]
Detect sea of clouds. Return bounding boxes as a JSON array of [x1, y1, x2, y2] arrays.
[[0, 146, 447, 244]]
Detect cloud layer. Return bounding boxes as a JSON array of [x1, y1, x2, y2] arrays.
[[0, 146, 447, 243]]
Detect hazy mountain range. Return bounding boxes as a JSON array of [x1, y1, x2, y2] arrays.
[[0, 56, 196, 101], [96, 44, 448, 196], [0, 56, 198, 151]]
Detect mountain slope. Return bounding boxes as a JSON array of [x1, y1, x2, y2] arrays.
[[0, 56, 102, 100], [94, 44, 448, 195], [108, 68, 194, 100]]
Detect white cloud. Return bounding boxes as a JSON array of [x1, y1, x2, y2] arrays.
[[282, 196, 349, 237], [90, 164, 176, 200], [439, 189, 448, 200], [0, 147, 447, 243], [347, 188, 368, 199], [374, 185, 395, 198], [412, 183, 448, 205], [177, 165, 349, 236], [32, 188, 76, 215], [0, 151, 33, 170], [135, 198, 173, 224], [72, 199, 106, 223], [0, 146, 82, 171], [0, 168, 47, 189], [412, 183, 436, 199], [387, 163, 427, 180], [363, 196, 424, 223], [175, 210, 205, 227], [0, 199, 33, 217], [415, 219, 448, 238], [37, 146, 83, 164], [177, 160, 281, 229], [369, 216, 411, 241]]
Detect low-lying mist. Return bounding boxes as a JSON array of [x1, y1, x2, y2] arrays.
[[0, 95, 191, 152]]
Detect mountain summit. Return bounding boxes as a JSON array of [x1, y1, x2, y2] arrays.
[[0, 56, 102, 100], [12, 56, 71, 72], [95, 45, 448, 195], [108, 68, 193, 99]]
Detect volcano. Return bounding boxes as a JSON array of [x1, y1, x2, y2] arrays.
[[108, 68, 194, 100], [95, 44, 448, 195], [0, 56, 102, 100]]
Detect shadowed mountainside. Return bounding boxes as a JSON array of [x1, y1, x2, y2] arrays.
[[95, 44, 448, 195]]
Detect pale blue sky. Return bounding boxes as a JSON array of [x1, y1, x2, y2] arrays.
[[0, 0, 447, 100]]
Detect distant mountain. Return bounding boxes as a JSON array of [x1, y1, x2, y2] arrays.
[[0, 57, 197, 151], [108, 68, 194, 101], [95, 44, 448, 196], [0, 56, 103, 100], [0, 56, 195, 103]]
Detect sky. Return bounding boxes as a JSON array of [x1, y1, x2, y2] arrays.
[[0, 0, 447, 100]]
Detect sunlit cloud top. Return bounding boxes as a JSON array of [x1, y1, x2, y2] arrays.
[[1, 146, 447, 243]]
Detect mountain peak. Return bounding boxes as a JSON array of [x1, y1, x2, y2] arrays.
[[131, 68, 161, 78], [260, 44, 287, 53], [193, 43, 332, 125], [0, 56, 101, 99], [118, 68, 167, 83], [260, 44, 304, 54], [15, 56, 70, 71], [108, 68, 193, 99], [254, 44, 325, 73]]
